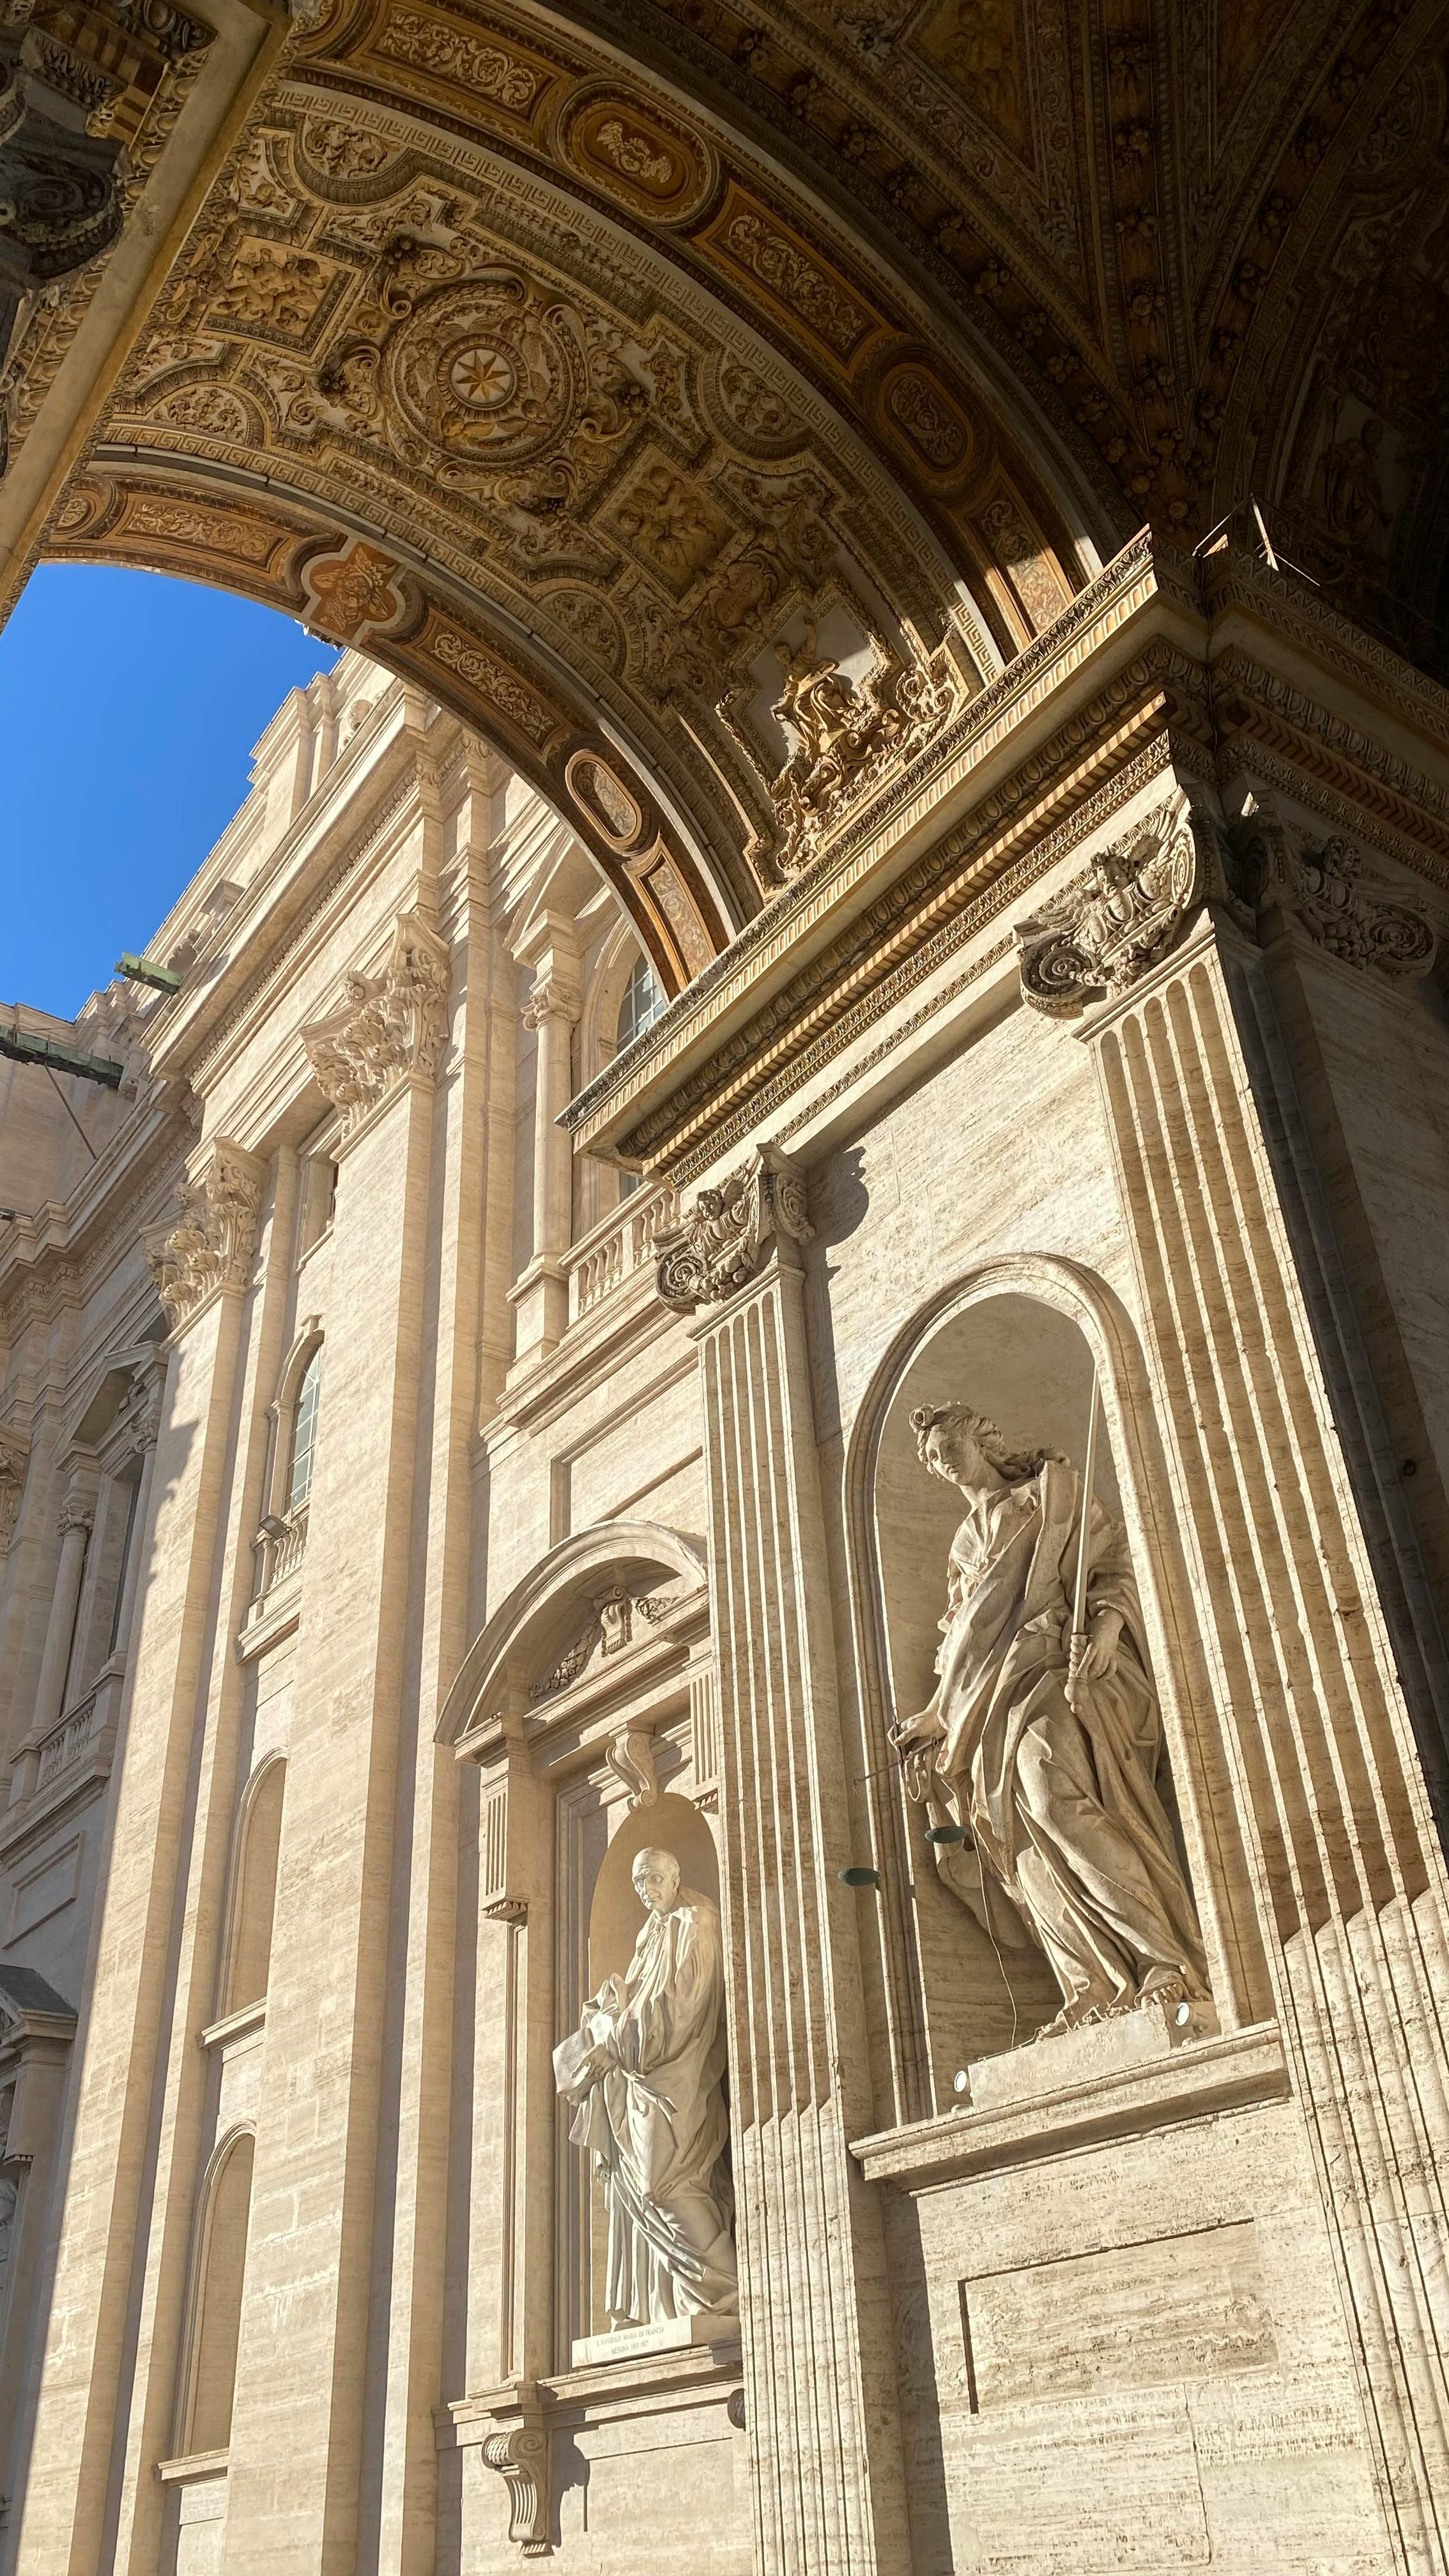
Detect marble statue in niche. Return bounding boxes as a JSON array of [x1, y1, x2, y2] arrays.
[[889, 1400, 1208, 2036], [554, 1847, 737, 2328]]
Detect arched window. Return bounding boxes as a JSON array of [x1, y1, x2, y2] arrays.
[[287, 1348, 322, 1512], [615, 955, 666, 1201], [616, 952, 664, 1053]]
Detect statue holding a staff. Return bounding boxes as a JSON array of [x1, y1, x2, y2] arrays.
[[889, 1388, 1208, 2035]]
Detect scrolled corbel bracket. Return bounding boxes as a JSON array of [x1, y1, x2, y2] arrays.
[[604, 1723, 657, 1812], [654, 1142, 813, 1315], [1014, 794, 1208, 1018], [480, 2386, 551, 2557]]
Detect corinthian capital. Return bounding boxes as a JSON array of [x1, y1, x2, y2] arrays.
[[302, 911, 451, 1138], [655, 1143, 813, 1314], [145, 1140, 264, 1334]]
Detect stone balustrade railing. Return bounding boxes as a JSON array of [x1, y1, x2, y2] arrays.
[[250, 1501, 309, 1615], [566, 1183, 680, 1327], [36, 1690, 102, 1792], [10, 1660, 128, 1811]]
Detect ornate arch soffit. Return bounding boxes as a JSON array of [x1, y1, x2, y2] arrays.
[[436, 1519, 708, 1746], [40, 49, 1113, 917], [43, 464, 736, 989]]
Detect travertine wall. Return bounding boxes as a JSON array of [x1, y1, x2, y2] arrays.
[[8, 549, 1449, 2576]]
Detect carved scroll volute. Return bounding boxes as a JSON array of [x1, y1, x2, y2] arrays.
[[654, 1142, 813, 1314], [480, 2389, 550, 2556], [1015, 797, 1204, 1017], [1230, 797, 1437, 979]]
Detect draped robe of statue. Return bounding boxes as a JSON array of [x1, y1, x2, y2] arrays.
[[555, 1885, 737, 2325], [910, 1455, 1206, 2022]]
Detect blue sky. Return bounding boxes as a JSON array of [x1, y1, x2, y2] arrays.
[[3, 566, 337, 1020]]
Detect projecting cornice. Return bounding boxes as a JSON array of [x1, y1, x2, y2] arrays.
[[564, 532, 1449, 1181]]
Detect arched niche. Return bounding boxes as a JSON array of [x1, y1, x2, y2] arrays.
[[588, 1792, 720, 1993], [181, 2128, 256, 2459], [848, 1259, 1223, 2121], [441, 1520, 723, 2373], [220, 1759, 286, 2021]]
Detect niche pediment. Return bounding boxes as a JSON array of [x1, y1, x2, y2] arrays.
[[440, 1521, 709, 1763], [529, 1581, 679, 1705]]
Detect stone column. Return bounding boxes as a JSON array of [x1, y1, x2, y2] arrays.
[[9, 1478, 95, 1802], [508, 946, 579, 1371], [1052, 871, 1449, 2575], [109, 1395, 161, 1667], [663, 1154, 909, 2575]]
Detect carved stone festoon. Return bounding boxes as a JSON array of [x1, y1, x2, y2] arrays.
[[143, 1141, 264, 1335], [1015, 795, 1205, 1016], [654, 1142, 813, 1314], [1229, 795, 1438, 979], [528, 1584, 669, 1701], [301, 910, 451, 1138], [479, 2386, 550, 2557]]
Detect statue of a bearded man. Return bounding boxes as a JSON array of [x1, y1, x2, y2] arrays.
[[889, 1399, 1208, 2037], [554, 1847, 737, 2329]]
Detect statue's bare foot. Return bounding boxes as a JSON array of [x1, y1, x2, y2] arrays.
[[1137, 1967, 1194, 2015]]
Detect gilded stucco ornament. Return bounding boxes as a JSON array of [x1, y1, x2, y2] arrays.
[[1015, 799, 1203, 1015], [654, 1142, 813, 1312], [762, 625, 958, 880], [302, 911, 450, 1135]]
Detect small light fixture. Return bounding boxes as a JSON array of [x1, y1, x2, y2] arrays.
[[259, 1512, 290, 1543], [951, 2068, 970, 2097], [838, 1866, 880, 1890], [1174, 1998, 1193, 2028], [924, 1821, 966, 1846]]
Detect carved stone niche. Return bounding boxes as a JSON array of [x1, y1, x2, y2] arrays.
[[852, 1271, 1218, 2122], [0, 1423, 31, 1554], [1015, 793, 1208, 1016], [436, 1521, 736, 2543]]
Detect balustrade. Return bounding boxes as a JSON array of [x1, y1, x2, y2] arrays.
[[566, 1183, 680, 1326]]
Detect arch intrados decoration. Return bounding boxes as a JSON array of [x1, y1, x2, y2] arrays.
[[31, 40, 1119, 963], [437, 1520, 707, 1747], [283, 4, 1105, 587], [42, 475, 737, 995]]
